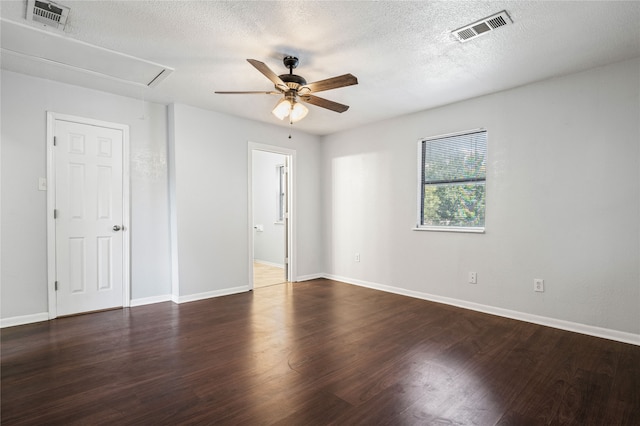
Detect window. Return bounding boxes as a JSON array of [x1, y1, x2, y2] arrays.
[[417, 129, 487, 232], [277, 164, 285, 222]]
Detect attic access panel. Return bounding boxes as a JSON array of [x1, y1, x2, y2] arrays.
[[1, 18, 173, 87]]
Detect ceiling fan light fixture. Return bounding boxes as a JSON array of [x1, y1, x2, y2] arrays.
[[290, 102, 309, 123], [272, 98, 292, 120]]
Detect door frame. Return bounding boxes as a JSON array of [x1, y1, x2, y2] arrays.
[[247, 142, 296, 287], [46, 112, 131, 319]]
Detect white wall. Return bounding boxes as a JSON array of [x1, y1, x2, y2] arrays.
[[168, 103, 322, 299], [0, 70, 172, 320], [3, 57, 638, 341], [252, 150, 286, 266], [321, 58, 640, 337]]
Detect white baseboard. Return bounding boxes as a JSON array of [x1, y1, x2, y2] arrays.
[[6, 277, 635, 346], [323, 274, 640, 346], [173, 285, 250, 304], [253, 259, 285, 268], [1, 312, 49, 328], [130, 294, 173, 307], [1, 286, 250, 325], [295, 273, 325, 282]]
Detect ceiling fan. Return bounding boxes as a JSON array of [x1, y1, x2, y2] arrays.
[[215, 56, 358, 123]]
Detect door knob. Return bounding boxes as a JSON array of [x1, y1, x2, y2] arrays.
[[113, 225, 122, 231]]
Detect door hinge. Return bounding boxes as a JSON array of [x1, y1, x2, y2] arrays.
[[285, 257, 289, 264], [53, 136, 57, 146], [54, 281, 58, 291], [54, 209, 58, 219]]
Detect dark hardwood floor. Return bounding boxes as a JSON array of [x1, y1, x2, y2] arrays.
[[2, 279, 639, 425]]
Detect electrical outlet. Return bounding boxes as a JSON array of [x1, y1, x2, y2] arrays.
[[355, 253, 360, 262], [469, 272, 477, 284], [534, 279, 544, 292]]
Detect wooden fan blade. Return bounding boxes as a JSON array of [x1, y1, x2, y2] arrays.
[[215, 91, 280, 95], [299, 94, 349, 113], [247, 59, 289, 92], [298, 74, 358, 95]]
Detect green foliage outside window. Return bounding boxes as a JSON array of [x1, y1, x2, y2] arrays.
[[422, 183, 485, 227]]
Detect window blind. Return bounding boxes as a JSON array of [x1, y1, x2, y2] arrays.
[[422, 131, 487, 185]]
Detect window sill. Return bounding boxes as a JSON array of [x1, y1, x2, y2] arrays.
[[412, 226, 485, 234]]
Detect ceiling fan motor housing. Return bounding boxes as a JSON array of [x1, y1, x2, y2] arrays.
[[279, 56, 307, 90], [279, 74, 307, 90]]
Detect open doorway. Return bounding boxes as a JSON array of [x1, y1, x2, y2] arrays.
[[248, 143, 295, 288]]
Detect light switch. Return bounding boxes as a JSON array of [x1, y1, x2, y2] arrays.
[[38, 177, 47, 191]]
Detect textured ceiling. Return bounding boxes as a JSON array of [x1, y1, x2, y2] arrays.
[[1, 0, 639, 135]]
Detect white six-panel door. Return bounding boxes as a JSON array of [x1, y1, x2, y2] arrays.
[[53, 119, 125, 316]]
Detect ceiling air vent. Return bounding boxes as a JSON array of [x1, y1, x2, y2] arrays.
[[26, 0, 70, 31], [452, 10, 512, 43]]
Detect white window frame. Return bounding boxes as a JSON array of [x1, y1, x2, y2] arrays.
[[414, 128, 487, 233]]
